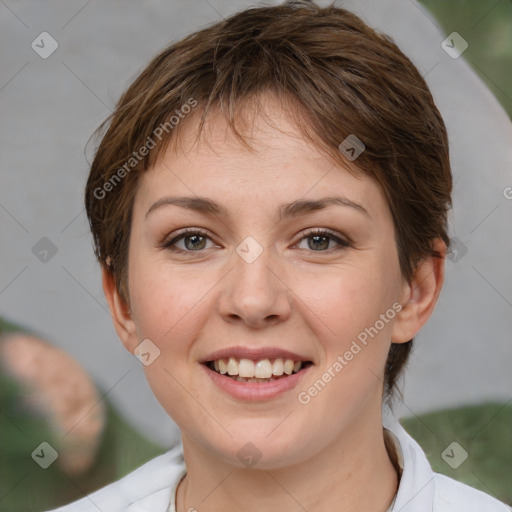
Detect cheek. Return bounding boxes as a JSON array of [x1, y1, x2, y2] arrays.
[[131, 277, 205, 349], [127, 259, 213, 426], [298, 261, 398, 345], [127, 232, 208, 339], [293, 266, 397, 426], [293, 255, 401, 417]]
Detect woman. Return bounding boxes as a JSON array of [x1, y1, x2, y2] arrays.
[[48, 1, 509, 510]]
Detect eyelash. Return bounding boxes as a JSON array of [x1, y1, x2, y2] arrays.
[[162, 227, 351, 254]]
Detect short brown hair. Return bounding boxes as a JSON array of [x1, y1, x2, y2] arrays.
[[85, 0, 452, 399]]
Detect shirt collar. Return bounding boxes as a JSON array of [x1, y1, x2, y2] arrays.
[[383, 411, 436, 511]]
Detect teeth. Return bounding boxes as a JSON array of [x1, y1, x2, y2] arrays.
[[238, 358, 255, 378], [218, 359, 228, 374], [227, 357, 238, 375], [283, 359, 294, 375], [234, 376, 277, 383], [210, 357, 305, 378], [272, 358, 284, 375], [254, 359, 273, 378]]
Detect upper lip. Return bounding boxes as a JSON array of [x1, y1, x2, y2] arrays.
[[200, 346, 312, 364]]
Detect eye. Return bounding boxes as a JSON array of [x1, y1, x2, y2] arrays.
[[162, 228, 215, 252], [295, 228, 350, 252], [162, 227, 351, 254]]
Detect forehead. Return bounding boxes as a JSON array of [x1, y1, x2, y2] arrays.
[[135, 93, 388, 220], [167, 93, 327, 169]]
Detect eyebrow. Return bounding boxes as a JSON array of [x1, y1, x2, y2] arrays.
[[145, 195, 370, 220]]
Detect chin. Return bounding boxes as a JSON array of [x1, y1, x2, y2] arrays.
[[204, 424, 317, 470]]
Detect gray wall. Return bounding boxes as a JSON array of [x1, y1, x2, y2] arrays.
[[1, 0, 511, 446]]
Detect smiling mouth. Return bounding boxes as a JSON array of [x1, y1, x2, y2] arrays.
[[204, 357, 314, 383]]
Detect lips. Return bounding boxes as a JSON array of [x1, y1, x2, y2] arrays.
[[199, 345, 314, 401], [200, 346, 313, 381], [201, 359, 313, 401]]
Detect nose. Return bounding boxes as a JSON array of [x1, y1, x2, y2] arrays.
[[217, 242, 292, 329]]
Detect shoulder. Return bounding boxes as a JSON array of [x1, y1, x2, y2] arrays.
[[44, 443, 186, 512], [433, 473, 511, 512]]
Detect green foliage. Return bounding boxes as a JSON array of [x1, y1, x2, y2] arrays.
[[0, 317, 166, 512], [401, 402, 512, 505], [419, 0, 512, 117], [0, 379, 166, 512]]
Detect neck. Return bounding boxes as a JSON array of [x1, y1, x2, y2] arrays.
[[176, 405, 398, 512]]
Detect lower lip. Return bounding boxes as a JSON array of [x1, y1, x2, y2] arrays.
[[201, 363, 313, 402]]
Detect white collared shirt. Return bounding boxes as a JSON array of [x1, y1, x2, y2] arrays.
[[47, 418, 510, 512]]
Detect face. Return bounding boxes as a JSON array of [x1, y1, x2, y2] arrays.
[[110, 95, 417, 469]]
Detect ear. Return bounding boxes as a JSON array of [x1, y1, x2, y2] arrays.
[[391, 238, 446, 343], [102, 265, 138, 353]]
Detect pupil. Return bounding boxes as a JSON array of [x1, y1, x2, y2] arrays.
[[186, 235, 205, 250], [310, 235, 328, 250]]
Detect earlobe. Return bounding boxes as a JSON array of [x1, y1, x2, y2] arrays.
[[101, 266, 138, 352], [391, 239, 446, 344]]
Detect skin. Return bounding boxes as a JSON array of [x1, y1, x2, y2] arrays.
[[103, 93, 446, 512]]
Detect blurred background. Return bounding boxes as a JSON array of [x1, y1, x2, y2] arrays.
[[1, 0, 511, 510], [420, 0, 512, 118]]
